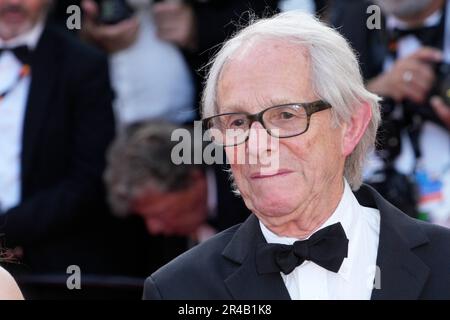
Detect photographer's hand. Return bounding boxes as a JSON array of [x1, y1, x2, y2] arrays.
[[81, 0, 140, 53], [431, 96, 450, 130], [367, 47, 442, 104]]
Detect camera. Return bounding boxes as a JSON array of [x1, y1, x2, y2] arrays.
[[95, 0, 135, 25], [401, 62, 450, 124], [434, 62, 450, 106]]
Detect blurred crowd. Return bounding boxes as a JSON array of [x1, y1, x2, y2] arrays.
[[0, 0, 449, 299]]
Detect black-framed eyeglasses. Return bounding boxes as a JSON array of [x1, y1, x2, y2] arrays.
[[202, 100, 332, 147]]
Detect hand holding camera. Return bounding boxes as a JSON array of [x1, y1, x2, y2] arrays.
[[81, 0, 140, 53], [368, 47, 450, 129], [367, 47, 442, 104]]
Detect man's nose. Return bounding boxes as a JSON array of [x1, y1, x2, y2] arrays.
[[247, 121, 277, 159]]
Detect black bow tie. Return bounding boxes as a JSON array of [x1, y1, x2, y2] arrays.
[[256, 222, 349, 275], [390, 25, 441, 46], [0, 45, 32, 65]]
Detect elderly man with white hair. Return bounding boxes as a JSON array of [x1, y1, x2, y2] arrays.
[[143, 11, 450, 300]]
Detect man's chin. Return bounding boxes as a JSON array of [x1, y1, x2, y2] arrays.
[[249, 179, 298, 197], [250, 193, 298, 217]]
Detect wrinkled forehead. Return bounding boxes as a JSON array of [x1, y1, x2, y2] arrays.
[[216, 38, 315, 114], [226, 36, 308, 64]]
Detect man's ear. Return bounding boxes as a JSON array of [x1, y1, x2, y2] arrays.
[[342, 102, 372, 157]]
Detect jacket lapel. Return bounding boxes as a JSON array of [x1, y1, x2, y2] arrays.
[[21, 25, 58, 186], [355, 185, 430, 300], [370, 223, 430, 300], [222, 215, 291, 300]]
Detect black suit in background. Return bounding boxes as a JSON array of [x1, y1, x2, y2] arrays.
[[0, 23, 169, 280], [143, 185, 450, 300]]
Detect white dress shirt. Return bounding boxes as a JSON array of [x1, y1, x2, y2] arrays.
[[0, 21, 44, 212], [110, 1, 195, 125], [260, 180, 381, 300]]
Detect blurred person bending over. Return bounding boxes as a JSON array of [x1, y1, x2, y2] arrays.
[[105, 121, 208, 241]]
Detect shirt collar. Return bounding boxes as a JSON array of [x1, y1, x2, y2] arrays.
[[0, 19, 45, 50], [387, 9, 442, 30], [259, 179, 358, 281]]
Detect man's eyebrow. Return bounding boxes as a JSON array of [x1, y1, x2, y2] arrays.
[[266, 98, 297, 106], [218, 104, 248, 113], [219, 98, 298, 113]]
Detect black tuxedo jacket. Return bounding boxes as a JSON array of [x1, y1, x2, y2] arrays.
[[0, 24, 158, 277], [143, 184, 450, 300]]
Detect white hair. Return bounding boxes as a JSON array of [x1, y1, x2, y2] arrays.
[[201, 11, 381, 190]]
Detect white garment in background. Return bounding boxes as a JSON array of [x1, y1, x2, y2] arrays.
[[110, 1, 195, 125]]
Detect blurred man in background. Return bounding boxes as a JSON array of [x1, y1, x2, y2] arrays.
[[105, 121, 208, 240], [0, 0, 162, 299], [332, 0, 450, 226]]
